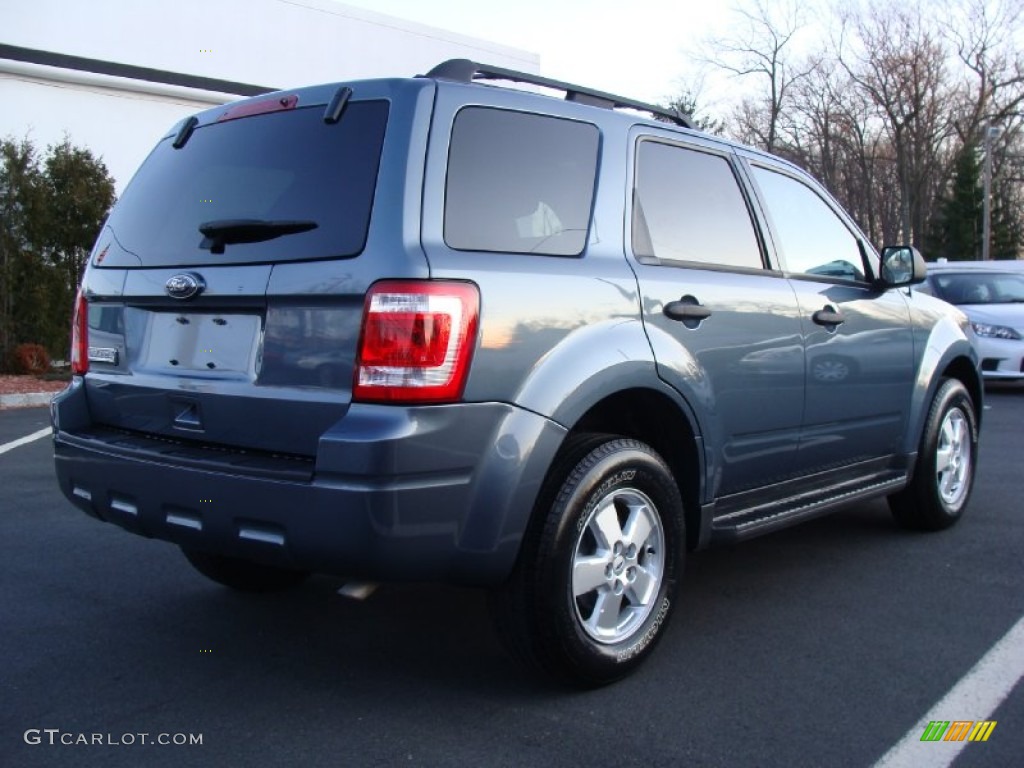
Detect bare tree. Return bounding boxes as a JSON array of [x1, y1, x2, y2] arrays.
[[694, 0, 1024, 255], [783, 57, 876, 241], [835, 1, 956, 245], [944, 0, 1024, 257], [945, 0, 1024, 143], [702, 0, 816, 152]]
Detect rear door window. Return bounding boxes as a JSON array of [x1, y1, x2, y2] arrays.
[[444, 108, 599, 256], [632, 140, 764, 270], [101, 101, 389, 267]]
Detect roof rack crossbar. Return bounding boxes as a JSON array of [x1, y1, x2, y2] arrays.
[[423, 59, 693, 129]]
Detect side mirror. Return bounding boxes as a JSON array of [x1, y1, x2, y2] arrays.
[[879, 245, 926, 287]]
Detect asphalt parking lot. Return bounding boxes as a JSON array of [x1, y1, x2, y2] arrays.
[[2, 387, 1022, 768]]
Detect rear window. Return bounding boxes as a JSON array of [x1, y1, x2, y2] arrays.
[[444, 107, 599, 256], [101, 101, 389, 267]]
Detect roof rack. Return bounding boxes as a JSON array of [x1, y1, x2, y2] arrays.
[[423, 59, 693, 129]]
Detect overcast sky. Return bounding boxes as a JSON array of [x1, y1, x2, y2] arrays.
[[334, 0, 729, 106]]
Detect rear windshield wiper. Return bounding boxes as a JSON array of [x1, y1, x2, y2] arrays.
[[199, 219, 318, 254]]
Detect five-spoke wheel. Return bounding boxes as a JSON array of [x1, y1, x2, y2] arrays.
[[490, 435, 683, 687], [572, 488, 664, 644], [935, 406, 970, 507], [889, 378, 978, 531]]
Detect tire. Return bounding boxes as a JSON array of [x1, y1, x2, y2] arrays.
[[182, 549, 310, 592], [490, 435, 684, 687], [888, 378, 978, 531]]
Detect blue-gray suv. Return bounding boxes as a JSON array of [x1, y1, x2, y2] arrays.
[[53, 59, 982, 686]]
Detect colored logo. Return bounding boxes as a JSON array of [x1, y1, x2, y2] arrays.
[[920, 720, 997, 742]]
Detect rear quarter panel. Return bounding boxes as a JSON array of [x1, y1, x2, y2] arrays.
[[419, 84, 661, 427]]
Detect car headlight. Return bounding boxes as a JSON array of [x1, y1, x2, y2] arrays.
[[971, 322, 1022, 340]]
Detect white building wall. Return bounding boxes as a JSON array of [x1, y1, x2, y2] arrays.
[[1, 0, 539, 191], [0, 66, 233, 192]]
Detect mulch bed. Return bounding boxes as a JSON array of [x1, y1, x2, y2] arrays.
[[0, 375, 70, 396]]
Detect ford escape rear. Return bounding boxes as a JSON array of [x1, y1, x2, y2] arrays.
[[53, 60, 982, 686]]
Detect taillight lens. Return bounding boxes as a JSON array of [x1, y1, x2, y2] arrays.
[[70, 289, 89, 375], [354, 280, 479, 403]]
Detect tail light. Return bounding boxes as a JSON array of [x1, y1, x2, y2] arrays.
[[70, 289, 89, 375], [354, 280, 479, 403]]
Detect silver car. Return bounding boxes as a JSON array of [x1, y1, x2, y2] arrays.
[[922, 261, 1024, 381]]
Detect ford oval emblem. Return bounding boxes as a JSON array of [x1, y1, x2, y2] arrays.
[[166, 273, 205, 300]]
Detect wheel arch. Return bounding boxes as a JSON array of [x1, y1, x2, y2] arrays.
[[905, 307, 982, 458], [907, 346, 983, 457], [554, 387, 705, 551], [941, 355, 983, 430]]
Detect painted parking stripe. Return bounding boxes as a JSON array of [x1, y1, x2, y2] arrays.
[[874, 614, 1024, 767], [0, 427, 51, 456]]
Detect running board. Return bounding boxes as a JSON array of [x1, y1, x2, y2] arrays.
[[710, 470, 907, 544]]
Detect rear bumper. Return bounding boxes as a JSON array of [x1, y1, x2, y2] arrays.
[[52, 379, 565, 586]]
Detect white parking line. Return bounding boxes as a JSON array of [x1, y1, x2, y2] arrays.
[[0, 427, 51, 456], [874, 614, 1024, 767]]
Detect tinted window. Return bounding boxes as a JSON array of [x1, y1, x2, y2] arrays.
[[101, 101, 389, 267], [444, 108, 598, 256], [751, 166, 866, 280], [632, 141, 762, 269]]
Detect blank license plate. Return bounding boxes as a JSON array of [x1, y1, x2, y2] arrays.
[[143, 312, 261, 375]]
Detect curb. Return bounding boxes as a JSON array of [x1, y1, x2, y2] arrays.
[[0, 392, 56, 409]]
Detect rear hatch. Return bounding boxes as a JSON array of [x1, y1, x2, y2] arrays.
[[78, 79, 427, 457]]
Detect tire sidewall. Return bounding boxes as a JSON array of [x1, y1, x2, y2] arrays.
[[539, 441, 683, 681]]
